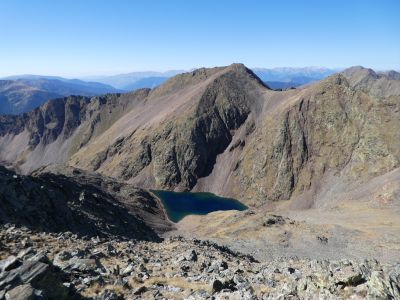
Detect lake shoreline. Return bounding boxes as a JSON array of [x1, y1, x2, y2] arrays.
[[152, 190, 247, 223]]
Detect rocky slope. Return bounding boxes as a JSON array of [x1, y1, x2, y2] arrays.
[[0, 165, 171, 240], [0, 89, 149, 173], [228, 69, 400, 206], [1, 226, 399, 299]]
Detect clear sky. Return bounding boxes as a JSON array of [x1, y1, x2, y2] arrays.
[[0, 0, 399, 77]]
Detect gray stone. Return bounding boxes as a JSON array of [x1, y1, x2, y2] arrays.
[[367, 271, 392, 298], [121, 263, 135, 276], [27, 252, 48, 264], [5, 284, 35, 300], [0, 261, 50, 296], [334, 266, 365, 287], [57, 257, 102, 273], [0, 256, 21, 272], [16, 261, 48, 285], [0, 271, 21, 291], [17, 248, 35, 260]]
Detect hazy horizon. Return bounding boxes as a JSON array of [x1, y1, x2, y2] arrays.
[[1, 65, 347, 80], [0, 0, 399, 77]]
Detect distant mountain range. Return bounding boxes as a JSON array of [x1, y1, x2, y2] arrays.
[[253, 67, 339, 83], [0, 76, 120, 114], [82, 67, 340, 91], [83, 70, 185, 90], [254, 67, 340, 89], [0, 67, 354, 115]]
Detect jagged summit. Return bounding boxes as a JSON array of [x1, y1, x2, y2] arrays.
[[341, 65, 400, 82], [341, 65, 400, 97], [227, 63, 270, 88]]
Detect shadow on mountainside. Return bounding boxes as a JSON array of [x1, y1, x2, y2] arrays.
[[0, 166, 162, 242]]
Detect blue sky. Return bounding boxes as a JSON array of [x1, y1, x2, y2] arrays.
[[0, 0, 399, 77]]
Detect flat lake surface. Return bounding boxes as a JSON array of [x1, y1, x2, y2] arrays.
[[152, 190, 247, 223]]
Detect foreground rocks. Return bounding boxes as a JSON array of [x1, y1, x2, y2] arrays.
[[0, 225, 399, 299]]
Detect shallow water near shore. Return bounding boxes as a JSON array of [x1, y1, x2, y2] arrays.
[[152, 190, 247, 222]]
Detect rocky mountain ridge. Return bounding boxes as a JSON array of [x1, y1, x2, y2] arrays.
[[0, 89, 149, 173], [0, 165, 171, 241], [0, 64, 399, 208]]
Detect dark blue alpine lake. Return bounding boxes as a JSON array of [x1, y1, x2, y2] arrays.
[[152, 190, 247, 223]]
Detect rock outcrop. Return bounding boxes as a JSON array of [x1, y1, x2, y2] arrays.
[[0, 165, 171, 240]]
